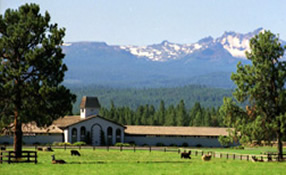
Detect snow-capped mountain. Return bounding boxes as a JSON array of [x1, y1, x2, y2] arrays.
[[62, 28, 284, 88], [119, 28, 264, 61]]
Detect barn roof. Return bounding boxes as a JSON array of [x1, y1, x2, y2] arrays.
[[124, 125, 231, 137], [53, 115, 125, 129], [1, 122, 63, 135], [80, 96, 101, 109]]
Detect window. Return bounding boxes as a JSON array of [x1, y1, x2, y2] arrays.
[[80, 126, 86, 141], [72, 128, 77, 143], [107, 127, 113, 146], [116, 129, 121, 143]]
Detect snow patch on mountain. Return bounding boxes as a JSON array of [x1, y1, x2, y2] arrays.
[[119, 28, 268, 61]]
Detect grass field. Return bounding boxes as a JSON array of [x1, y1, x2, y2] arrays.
[[0, 148, 286, 175]]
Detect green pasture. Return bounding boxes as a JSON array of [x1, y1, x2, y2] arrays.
[[0, 148, 286, 175]]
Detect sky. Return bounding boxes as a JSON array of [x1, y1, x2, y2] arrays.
[[0, 0, 286, 46]]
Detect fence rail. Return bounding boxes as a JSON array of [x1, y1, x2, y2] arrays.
[[0, 150, 37, 164], [1, 145, 284, 162]]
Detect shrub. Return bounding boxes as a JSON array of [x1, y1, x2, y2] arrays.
[[33, 142, 41, 145], [115, 143, 132, 147], [73, 141, 86, 146], [142, 143, 149, 147], [53, 142, 72, 146], [156, 143, 165, 146], [181, 142, 188, 147], [169, 143, 177, 147], [231, 145, 244, 149], [2, 142, 10, 145], [196, 144, 202, 148], [128, 141, 136, 146]]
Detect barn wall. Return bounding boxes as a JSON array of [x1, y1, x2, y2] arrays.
[[0, 134, 63, 145], [125, 135, 226, 147]]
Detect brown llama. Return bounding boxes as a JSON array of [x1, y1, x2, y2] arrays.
[[202, 154, 212, 161], [51, 155, 66, 164]]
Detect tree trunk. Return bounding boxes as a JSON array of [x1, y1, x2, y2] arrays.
[[277, 130, 283, 161], [13, 109, 22, 158]]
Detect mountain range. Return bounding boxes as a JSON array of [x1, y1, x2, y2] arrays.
[[62, 28, 285, 88]]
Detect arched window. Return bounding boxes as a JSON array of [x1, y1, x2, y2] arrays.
[[72, 128, 77, 143], [80, 126, 86, 142], [116, 129, 121, 143], [107, 127, 113, 146]]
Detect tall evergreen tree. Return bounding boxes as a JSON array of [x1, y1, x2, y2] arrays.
[[189, 102, 202, 126], [0, 4, 76, 157], [156, 100, 165, 125], [220, 30, 286, 160], [176, 100, 188, 126], [164, 105, 176, 126]]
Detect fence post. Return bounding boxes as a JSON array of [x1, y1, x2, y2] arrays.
[[164, 148, 166, 152], [120, 146, 122, 152], [79, 145, 81, 150], [0, 152, 2, 164], [133, 146, 136, 152], [35, 151, 37, 164], [201, 151, 204, 156], [27, 152, 30, 162], [93, 146, 95, 151], [149, 146, 151, 152], [240, 155, 242, 160], [107, 146, 109, 151], [226, 154, 229, 159], [35, 145, 37, 150], [195, 151, 198, 156], [247, 155, 249, 161], [220, 153, 222, 158], [64, 144, 66, 150], [233, 154, 235, 160], [178, 149, 180, 154], [8, 152, 11, 164]]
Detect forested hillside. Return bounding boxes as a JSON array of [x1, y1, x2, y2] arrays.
[[100, 100, 224, 127], [69, 84, 232, 114]]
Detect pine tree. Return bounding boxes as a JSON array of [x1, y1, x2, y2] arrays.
[[220, 30, 286, 161], [0, 4, 76, 157], [176, 100, 188, 126]]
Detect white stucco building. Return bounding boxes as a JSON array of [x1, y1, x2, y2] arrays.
[[0, 96, 234, 147]]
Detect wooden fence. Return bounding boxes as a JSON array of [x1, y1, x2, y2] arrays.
[[1, 145, 284, 162], [0, 150, 37, 164]]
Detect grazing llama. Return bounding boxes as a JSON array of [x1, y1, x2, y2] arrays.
[[202, 154, 212, 161], [51, 155, 66, 164], [181, 151, 191, 159], [71, 150, 81, 156]]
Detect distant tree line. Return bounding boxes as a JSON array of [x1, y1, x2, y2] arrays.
[[99, 100, 224, 127], [69, 84, 232, 115]]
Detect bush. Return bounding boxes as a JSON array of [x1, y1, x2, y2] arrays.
[[156, 143, 165, 146], [196, 144, 202, 148], [128, 141, 136, 146], [231, 145, 244, 149], [169, 143, 177, 147], [53, 142, 72, 146], [73, 141, 86, 146], [181, 142, 189, 147], [142, 143, 149, 147], [33, 142, 41, 145], [115, 143, 132, 147]]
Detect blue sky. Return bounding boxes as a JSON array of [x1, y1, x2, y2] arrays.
[[0, 0, 286, 45]]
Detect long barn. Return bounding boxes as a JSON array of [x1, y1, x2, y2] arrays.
[[0, 96, 235, 147]]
